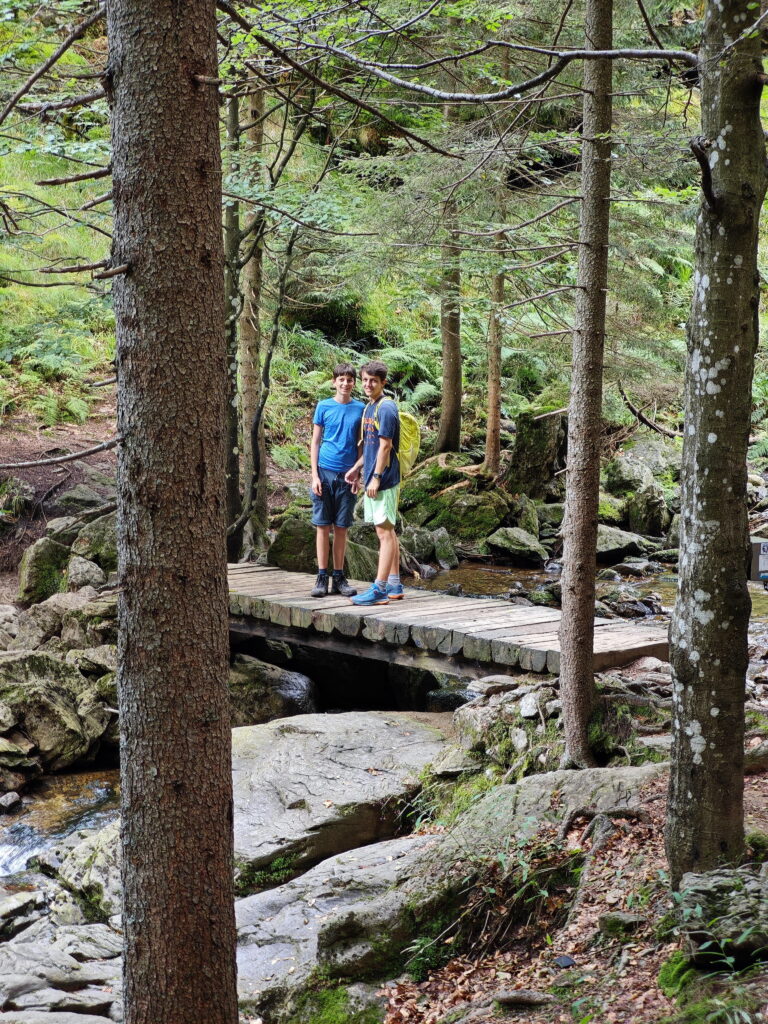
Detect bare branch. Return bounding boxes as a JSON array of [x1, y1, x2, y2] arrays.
[[618, 381, 682, 437], [40, 260, 108, 274], [37, 164, 111, 186], [81, 190, 112, 210], [18, 89, 106, 113], [0, 436, 121, 470], [0, 6, 106, 127], [93, 263, 129, 279]]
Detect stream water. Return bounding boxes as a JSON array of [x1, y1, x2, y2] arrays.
[[0, 769, 120, 877], [3, 565, 768, 881]]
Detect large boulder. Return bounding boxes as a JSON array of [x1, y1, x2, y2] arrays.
[[678, 864, 768, 961], [398, 456, 470, 523], [56, 820, 122, 919], [57, 484, 107, 513], [66, 556, 106, 592], [425, 490, 512, 545], [603, 454, 654, 497], [230, 712, 447, 888], [267, 517, 316, 573], [624, 435, 682, 479], [228, 654, 317, 726], [70, 511, 117, 573], [0, 653, 98, 776], [506, 494, 539, 537], [487, 527, 549, 566], [400, 524, 435, 563], [236, 764, 664, 1019], [17, 539, 70, 606], [60, 594, 118, 650], [596, 525, 648, 563], [625, 485, 671, 537], [11, 591, 98, 652]]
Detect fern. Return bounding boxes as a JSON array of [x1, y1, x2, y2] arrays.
[[405, 381, 440, 410], [271, 443, 310, 470]]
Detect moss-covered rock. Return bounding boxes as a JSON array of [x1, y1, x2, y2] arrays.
[[603, 455, 654, 496], [507, 494, 539, 537], [536, 503, 565, 530], [487, 527, 548, 566], [267, 517, 316, 573], [626, 485, 671, 537], [17, 537, 70, 606], [345, 539, 379, 582], [595, 525, 648, 564], [504, 412, 567, 498], [70, 510, 117, 572], [398, 456, 469, 519], [597, 492, 625, 525], [433, 527, 458, 569], [229, 654, 317, 727], [400, 525, 435, 563], [58, 484, 107, 512], [427, 490, 512, 544]]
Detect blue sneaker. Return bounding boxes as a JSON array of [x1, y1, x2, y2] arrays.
[[386, 582, 405, 600], [350, 584, 389, 606]]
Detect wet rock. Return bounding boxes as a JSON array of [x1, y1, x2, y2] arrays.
[[678, 864, 768, 960], [57, 821, 121, 918], [70, 511, 117, 573], [228, 654, 317, 726], [612, 562, 647, 578], [66, 557, 106, 592], [17, 539, 70, 606], [487, 527, 548, 567], [655, 548, 679, 564], [432, 527, 459, 570], [0, 792, 20, 812]]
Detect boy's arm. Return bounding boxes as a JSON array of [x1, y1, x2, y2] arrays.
[[365, 437, 393, 497], [310, 424, 323, 496]]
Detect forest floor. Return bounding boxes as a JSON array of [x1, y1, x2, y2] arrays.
[[382, 771, 768, 1024]]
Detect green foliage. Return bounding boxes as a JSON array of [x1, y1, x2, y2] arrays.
[[293, 984, 383, 1024], [234, 853, 297, 897], [271, 443, 311, 470]]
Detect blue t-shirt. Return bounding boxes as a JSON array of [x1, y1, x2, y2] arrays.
[[362, 398, 400, 490], [313, 397, 365, 472]]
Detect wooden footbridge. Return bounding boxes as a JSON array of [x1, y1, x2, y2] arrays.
[[228, 565, 669, 675]]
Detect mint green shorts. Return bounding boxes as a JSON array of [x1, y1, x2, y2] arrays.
[[363, 486, 399, 526]]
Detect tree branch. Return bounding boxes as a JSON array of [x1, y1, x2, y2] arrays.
[[0, 436, 121, 470], [618, 381, 682, 437], [18, 89, 106, 114], [37, 164, 111, 186], [0, 6, 106, 128]]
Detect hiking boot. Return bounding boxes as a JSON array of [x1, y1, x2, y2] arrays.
[[386, 582, 405, 600], [310, 573, 329, 598], [331, 573, 357, 597], [350, 584, 389, 606]]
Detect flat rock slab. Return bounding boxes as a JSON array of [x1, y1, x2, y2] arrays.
[[236, 834, 434, 1015], [232, 711, 447, 876]]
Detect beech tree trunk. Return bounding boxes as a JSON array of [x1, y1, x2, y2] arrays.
[[666, 0, 767, 886], [558, 0, 612, 767], [484, 232, 505, 475], [107, 1, 238, 1021], [437, 196, 462, 452], [239, 84, 268, 537]]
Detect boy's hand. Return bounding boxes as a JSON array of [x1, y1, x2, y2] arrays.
[[366, 478, 380, 498], [344, 467, 360, 488], [311, 475, 322, 496]]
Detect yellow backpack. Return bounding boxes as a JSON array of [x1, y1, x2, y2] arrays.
[[366, 399, 421, 477]]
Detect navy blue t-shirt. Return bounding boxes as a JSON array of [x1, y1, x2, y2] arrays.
[[313, 397, 365, 472], [362, 398, 400, 490]]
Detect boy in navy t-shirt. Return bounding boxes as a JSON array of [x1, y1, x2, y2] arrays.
[[309, 362, 365, 597]]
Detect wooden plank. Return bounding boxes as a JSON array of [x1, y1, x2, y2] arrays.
[[437, 610, 564, 657]]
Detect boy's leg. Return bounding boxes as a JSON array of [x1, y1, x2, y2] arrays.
[[332, 527, 347, 570], [375, 522, 398, 582], [315, 525, 331, 570]]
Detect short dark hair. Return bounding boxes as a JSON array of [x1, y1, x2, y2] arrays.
[[360, 360, 387, 382], [332, 362, 357, 380]]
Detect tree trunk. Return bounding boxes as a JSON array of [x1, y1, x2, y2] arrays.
[[558, 0, 613, 768], [107, 1, 238, 1020], [437, 196, 462, 452], [224, 96, 242, 561], [239, 84, 268, 540], [666, 0, 767, 887], [484, 232, 505, 475]]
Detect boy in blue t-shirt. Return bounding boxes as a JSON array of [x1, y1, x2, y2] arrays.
[[309, 362, 365, 598]]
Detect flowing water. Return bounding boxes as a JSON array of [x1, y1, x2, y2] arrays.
[[0, 769, 120, 877]]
